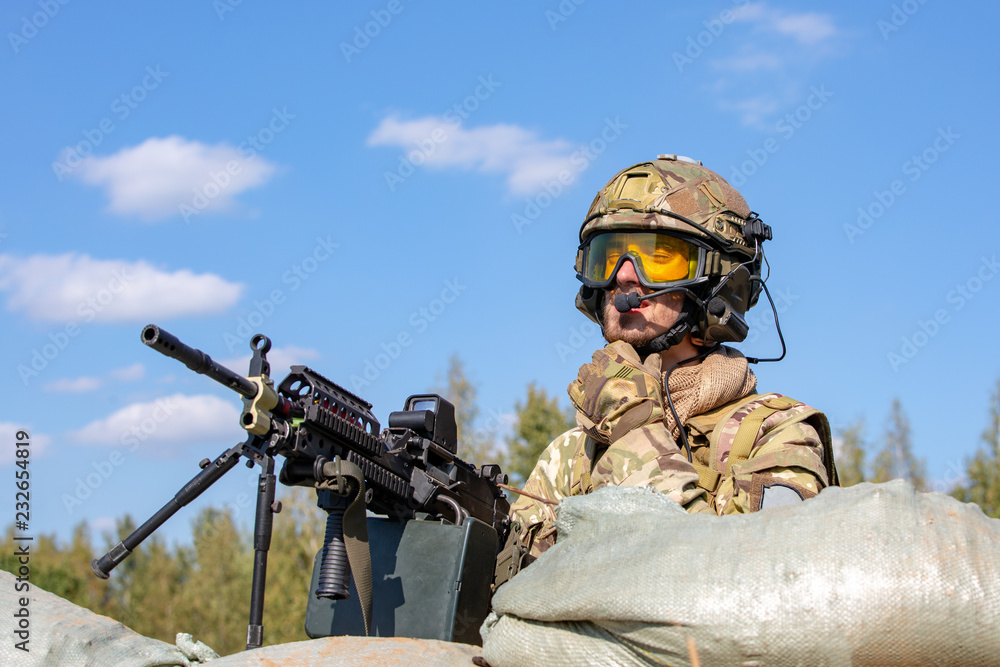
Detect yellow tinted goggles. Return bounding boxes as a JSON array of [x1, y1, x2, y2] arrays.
[[580, 232, 704, 287]]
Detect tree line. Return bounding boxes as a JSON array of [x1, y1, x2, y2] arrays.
[[3, 361, 998, 655], [834, 379, 1000, 517]]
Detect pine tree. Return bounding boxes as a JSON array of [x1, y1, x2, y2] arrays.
[[504, 383, 575, 486], [834, 419, 868, 487], [952, 379, 1000, 517], [871, 398, 926, 490], [435, 355, 497, 462]]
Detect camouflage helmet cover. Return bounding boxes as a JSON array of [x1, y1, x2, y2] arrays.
[[579, 154, 754, 255], [575, 155, 769, 343]]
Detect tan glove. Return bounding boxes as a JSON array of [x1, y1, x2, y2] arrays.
[[568, 341, 665, 445]]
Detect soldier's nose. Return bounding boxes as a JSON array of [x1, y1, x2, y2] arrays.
[[614, 257, 641, 288]]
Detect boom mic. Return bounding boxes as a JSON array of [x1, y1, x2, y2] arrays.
[[614, 288, 681, 313]]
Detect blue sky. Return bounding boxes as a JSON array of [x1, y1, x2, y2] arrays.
[[2, 0, 998, 547]]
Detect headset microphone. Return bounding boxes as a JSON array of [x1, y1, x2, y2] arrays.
[[614, 287, 701, 313]]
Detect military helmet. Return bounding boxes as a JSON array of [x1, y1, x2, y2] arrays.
[[574, 154, 772, 345]]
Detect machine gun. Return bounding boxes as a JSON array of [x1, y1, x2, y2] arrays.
[[92, 324, 511, 649]]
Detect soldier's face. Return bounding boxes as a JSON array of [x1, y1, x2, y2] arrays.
[[601, 257, 684, 346]]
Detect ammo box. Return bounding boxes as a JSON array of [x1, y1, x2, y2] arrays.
[[304, 515, 498, 645]]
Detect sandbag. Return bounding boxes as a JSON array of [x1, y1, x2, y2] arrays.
[[0, 566, 482, 666], [0, 570, 217, 666], [483, 481, 1000, 666], [209, 636, 481, 666]]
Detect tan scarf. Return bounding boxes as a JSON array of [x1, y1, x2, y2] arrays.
[[656, 346, 757, 438]]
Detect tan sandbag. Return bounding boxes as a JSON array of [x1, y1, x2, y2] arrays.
[[209, 636, 482, 666], [0, 570, 216, 666], [484, 481, 1000, 667]]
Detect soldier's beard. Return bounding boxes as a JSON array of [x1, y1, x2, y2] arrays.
[[601, 289, 684, 346]]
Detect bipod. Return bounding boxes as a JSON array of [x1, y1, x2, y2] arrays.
[[91, 441, 248, 579], [90, 434, 282, 650], [246, 452, 279, 649]]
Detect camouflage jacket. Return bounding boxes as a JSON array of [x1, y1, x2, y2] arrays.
[[509, 392, 835, 560]]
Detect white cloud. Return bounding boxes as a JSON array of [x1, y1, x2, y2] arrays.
[[367, 116, 578, 195], [718, 94, 782, 127], [773, 12, 837, 45], [44, 376, 103, 393], [109, 363, 145, 382], [731, 3, 837, 45], [699, 3, 842, 126], [220, 346, 321, 379], [0, 253, 243, 323], [69, 394, 240, 453], [68, 136, 277, 222], [0, 425, 51, 466], [89, 516, 118, 534], [44, 363, 145, 393]]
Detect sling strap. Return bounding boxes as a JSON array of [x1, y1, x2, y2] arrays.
[[685, 393, 837, 497]]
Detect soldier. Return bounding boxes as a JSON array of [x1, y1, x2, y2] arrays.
[[504, 155, 838, 568]]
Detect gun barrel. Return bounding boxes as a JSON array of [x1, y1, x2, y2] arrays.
[[142, 324, 257, 399]]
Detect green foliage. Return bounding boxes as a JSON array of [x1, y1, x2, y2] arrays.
[[259, 485, 326, 645], [504, 383, 575, 486], [176, 507, 253, 655], [106, 516, 192, 640], [0, 496, 327, 657], [0, 524, 101, 610], [952, 379, 1000, 518]]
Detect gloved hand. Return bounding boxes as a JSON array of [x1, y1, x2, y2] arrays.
[[568, 341, 665, 445]]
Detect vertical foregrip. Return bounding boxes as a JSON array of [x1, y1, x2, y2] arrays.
[[315, 507, 351, 600]]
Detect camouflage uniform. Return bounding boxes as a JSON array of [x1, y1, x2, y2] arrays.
[[510, 388, 834, 560], [503, 155, 837, 565]]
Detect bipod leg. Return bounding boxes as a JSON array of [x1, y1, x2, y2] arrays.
[[92, 444, 243, 579], [246, 454, 278, 650]]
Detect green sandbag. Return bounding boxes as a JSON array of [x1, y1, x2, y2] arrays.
[[483, 481, 1000, 666]]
